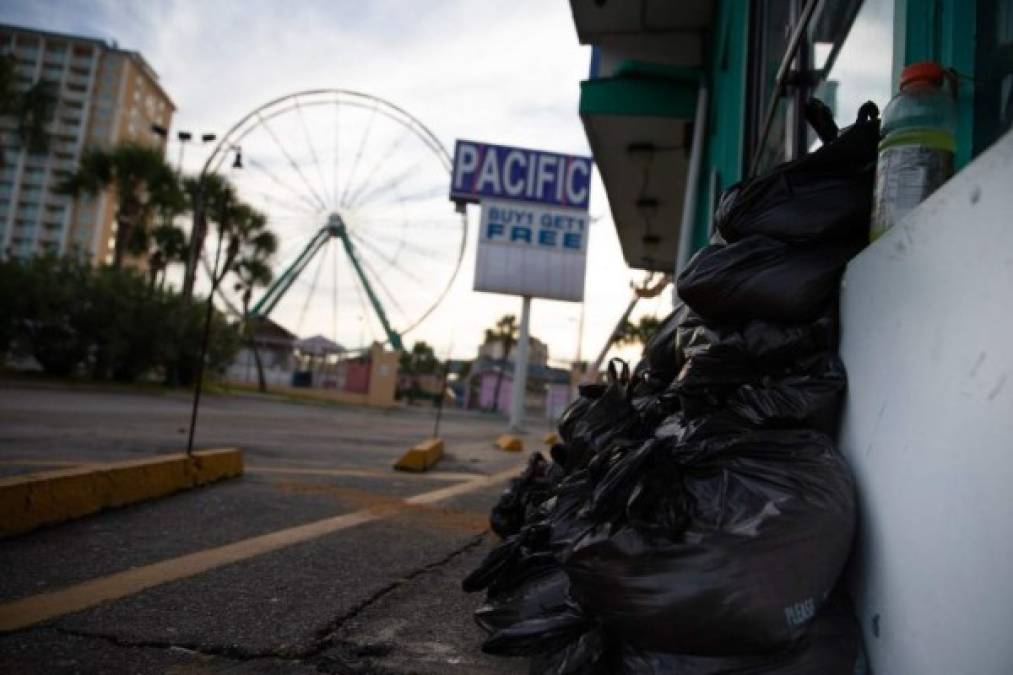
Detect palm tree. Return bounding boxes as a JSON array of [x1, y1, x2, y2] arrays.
[[484, 314, 518, 413], [148, 223, 187, 291], [146, 170, 188, 290], [229, 207, 277, 393], [0, 52, 56, 168], [613, 315, 662, 348], [56, 142, 176, 269]]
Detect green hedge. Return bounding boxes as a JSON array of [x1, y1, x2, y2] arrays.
[[0, 256, 239, 383]]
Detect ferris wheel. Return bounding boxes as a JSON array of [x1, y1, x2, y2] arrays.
[[202, 89, 466, 352]]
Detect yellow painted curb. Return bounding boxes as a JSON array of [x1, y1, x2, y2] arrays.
[[0, 448, 243, 538], [543, 432, 560, 446], [495, 434, 524, 453], [393, 438, 444, 472]]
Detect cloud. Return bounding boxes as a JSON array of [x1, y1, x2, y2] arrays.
[[2, 0, 664, 366]]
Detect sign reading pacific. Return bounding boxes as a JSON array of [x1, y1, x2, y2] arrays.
[[450, 140, 593, 211]]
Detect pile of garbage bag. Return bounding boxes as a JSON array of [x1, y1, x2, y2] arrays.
[[464, 101, 878, 674]]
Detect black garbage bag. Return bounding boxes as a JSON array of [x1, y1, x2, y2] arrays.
[[482, 600, 592, 657], [676, 350, 847, 432], [531, 625, 611, 675], [638, 303, 691, 382], [616, 591, 861, 674], [490, 452, 561, 538], [475, 566, 570, 634], [715, 100, 880, 245], [557, 382, 606, 444], [676, 306, 838, 371], [677, 235, 860, 323], [554, 359, 643, 474], [726, 354, 847, 434], [564, 428, 855, 656], [461, 516, 551, 591]]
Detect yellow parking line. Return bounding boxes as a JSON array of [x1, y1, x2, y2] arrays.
[[0, 461, 486, 483], [246, 465, 485, 482], [0, 459, 97, 468], [0, 464, 522, 633]]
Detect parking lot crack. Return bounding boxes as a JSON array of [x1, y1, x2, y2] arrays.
[[48, 534, 487, 669], [306, 533, 487, 656], [51, 625, 305, 663]]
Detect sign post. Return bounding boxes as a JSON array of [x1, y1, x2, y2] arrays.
[[450, 140, 593, 431], [509, 296, 532, 431]]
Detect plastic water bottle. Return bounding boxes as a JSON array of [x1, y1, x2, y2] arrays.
[[870, 62, 957, 240]]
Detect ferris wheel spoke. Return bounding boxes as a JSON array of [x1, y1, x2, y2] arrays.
[[246, 155, 325, 215], [356, 184, 447, 212], [275, 227, 326, 267], [296, 239, 329, 335], [294, 96, 335, 211], [344, 127, 412, 210], [256, 112, 330, 212], [332, 238, 340, 346], [339, 100, 379, 208], [356, 217, 459, 231], [365, 230, 450, 261], [348, 231, 427, 286], [353, 245, 409, 327], [255, 191, 321, 218], [349, 267, 379, 347], [330, 99, 340, 209], [346, 158, 424, 212]]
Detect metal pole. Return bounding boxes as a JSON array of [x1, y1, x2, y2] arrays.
[[572, 302, 585, 400], [176, 139, 186, 173], [586, 292, 639, 383], [432, 360, 450, 440], [676, 83, 709, 284], [509, 295, 531, 432], [186, 222, 225, 455], [181, 184, 205, 302]]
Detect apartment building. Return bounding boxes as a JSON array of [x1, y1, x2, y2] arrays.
[[0, 25, 175, 265]]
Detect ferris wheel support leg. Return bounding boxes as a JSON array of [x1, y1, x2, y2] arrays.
[[250, 227, 329, 318], [335, 226, 404, 352]]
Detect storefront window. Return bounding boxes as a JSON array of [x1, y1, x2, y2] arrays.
[[746, 0, 896, 173], [747, 0, 797, 173], [975, 0, 1013, 152], [810, 0, 895, 133]]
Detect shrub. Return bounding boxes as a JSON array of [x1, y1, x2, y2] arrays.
[[0, 256, 240, 383]]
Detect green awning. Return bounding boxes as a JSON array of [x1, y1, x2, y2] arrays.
[[579, 66, 700, 119]]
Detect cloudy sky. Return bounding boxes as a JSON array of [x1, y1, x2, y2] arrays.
[[2, 0, 675, 364]]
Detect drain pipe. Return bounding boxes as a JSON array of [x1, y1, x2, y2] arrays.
[[675, 81, 709, 298]]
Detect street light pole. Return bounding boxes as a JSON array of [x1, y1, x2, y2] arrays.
[[183, 144, 242, 454]]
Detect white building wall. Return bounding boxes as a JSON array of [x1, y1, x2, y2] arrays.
[[839, 130, 1013, 674]]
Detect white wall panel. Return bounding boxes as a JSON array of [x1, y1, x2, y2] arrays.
[[839, 131, 1013, 674]]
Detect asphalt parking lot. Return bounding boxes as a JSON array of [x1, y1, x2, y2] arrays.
[[0, 382, 547, 673]]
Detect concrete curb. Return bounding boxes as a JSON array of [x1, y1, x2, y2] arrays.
[[495, 435, 524, 452], [393, 438, 444, 472], [0, 449, 243, 538]]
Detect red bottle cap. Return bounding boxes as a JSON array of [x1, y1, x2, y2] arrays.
[[900, 62, 944, 89]]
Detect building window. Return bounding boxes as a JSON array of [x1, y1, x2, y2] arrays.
[[809, 0, 895, 130], [975, 0, 1013, 152], [746, 0, 897, 176], [746, 0, 799, 174]]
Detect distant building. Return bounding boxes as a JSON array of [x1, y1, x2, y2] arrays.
[[0, 25, 175, 265], [479, 335, 549, 366], [463, 358, 571, 420]]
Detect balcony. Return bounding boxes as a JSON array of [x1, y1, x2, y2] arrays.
[[570, 0, 712, 67], [570, 0, 716, 272], [12, 48, 38, 62], [65, 72, 91, 89]]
